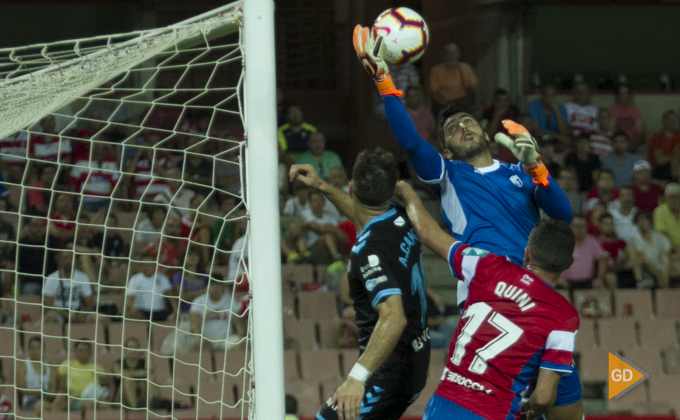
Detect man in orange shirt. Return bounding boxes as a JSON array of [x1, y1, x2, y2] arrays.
[[428, 43, 478, 116], [648, 109, 680, 180]]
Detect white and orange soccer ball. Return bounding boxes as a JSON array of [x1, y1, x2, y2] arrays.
[[372, 7, 429, 65]]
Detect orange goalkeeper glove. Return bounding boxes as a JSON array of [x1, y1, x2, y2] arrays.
[[352, 25, 402, 97], [495, 120, 549, 187]]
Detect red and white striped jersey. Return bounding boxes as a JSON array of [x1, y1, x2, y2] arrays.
[[588, 131, 613, 157], [132, 156, 170, 198], [434, 242, 579, 420], [29, 135, 72, 162], [70, 156, 120, 197], [565, 102, 598, 135], [0, 132, 28, 167]]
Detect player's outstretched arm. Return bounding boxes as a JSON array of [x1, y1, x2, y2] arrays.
[[290, 164, 354, 219], [331, 295, 407, 420], [523, 369, 561, 420], [353, 25, 443, 182]]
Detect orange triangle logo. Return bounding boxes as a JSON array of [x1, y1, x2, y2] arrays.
[[608, 352, 649, 399]]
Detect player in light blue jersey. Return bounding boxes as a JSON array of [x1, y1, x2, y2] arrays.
[[353, 26, 582, 420]]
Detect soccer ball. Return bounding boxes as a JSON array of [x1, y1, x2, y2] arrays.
[[372, 7, 429, 65]]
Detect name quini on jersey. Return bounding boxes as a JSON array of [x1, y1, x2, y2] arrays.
[[494, 281, 536, 312]]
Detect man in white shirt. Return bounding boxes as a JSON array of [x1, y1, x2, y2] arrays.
[[125, 253, 177, 322], [302, 191, 347, 263], [43, 250, 94, 324], [565, 82, 598, 136], [228, 235, 248, 282], [284, 180, 342, 221], [153, 167, 196, 219], [132, 205, 167, 257], [609, 187, 639, 242], [631, 212, 671, 288], [190, 280, 243, 351]]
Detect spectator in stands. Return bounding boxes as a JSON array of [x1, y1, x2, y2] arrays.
[[279, 190, 308, 264], [180, 137, 213, 195], [601, 132, 637, 189], [277, 105, 317, 154], [329, 167, 349, 193], [632, 212, 671, 288], [302, 190, 347, 263], [153, 167, 196, 219], [73, 111, 110, 161], [559, 215, 608, 289], [404, 85, 438, 151], [482, 88, 519, 163], [587, 202, 607, 237], [285, 394, 300, 420], [631, 160, 664, 215], [125, 134, 169, 200], [526, 84, 571, 149], [53, 340, 111, 413], [598, 213, 639, 288], [43, 249, 94, 324], [284, 180, 341, 221], [654, 183, 680, 252], [27, 164, 56, 216], [215, 144, 242, 197], [29, 115, 72, 164], [190, 279, 243, 351], [70, 141, 120, 212], [588, 107, 614, 157], [16, 336, 57, 413], [17, 217, 50, 295], [538, 139, 561, 176], [0, 198, 15, 286], [609, 187, 639, 243], [565, 82, 598, 136], [609, 85, 645, 150], [140, 98, 182, 139], [133, 205, 167, 257], [648, 109, 680, 181], [73, 213, 99, 283], [294, 131, 343, 182], [211, 195, 242, 265], [429, 43, 478, 115], [389, 63, 420, 98], [0, 131, 28, 183], [111, 337, 154, 409], [48, 193, 76, 248], [91, 213, 126, 260], [557, 166, 585, 214], [172, 247, 208, 313], [565, 133, 601, 192], [126, 252, 177, 322], [584, 170, 618, 213], [141, 217, 188, 278]]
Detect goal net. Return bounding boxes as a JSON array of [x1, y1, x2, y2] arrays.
[[0, 2, 277, 419]]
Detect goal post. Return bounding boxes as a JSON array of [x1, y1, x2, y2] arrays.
[[0, 1, 283, 419]]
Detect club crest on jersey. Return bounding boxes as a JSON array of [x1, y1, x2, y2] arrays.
[[510, 175, 523, 188], [462, 247, 489, 257], [393, 216, 406, 227], [368, 254, 380, 267]]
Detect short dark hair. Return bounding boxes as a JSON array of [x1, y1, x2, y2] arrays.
[[437, 102, 474, 149], [75, 339, 92, 350], [285, 394, 298, 415], [612, 131, 629, 141], [28, 336, 41, 347], [146, 204, 168, 218], [599, 213, 613, 223], [615, 84, 630, 96], [599, 169, 614, 179], [493, 88, 508, 97], [527, 219, 575, 273], [352, 148, 398, 207], [308, 190, 325, 201], [634, 212, 651, 224]]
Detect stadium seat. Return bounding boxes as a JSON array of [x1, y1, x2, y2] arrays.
[[622, 347, 663, 376], [98, 293, 126, 316], [286, 380, 322, 417], [16, 295, 43, 325], [0, 357, 14, 383], [606, 379, 647, 412], [572, 289, 613, 317], [614, 289, 654, 318], [116, 212, 140, 229], [284, 318, 317, 350], [655, 289, 680, 318], [281, 264, 314, 286], [299, 349, 342, 381], [214, 350, 248, 376], [93, 345, 121, 373], [0, 327, 16, 357], [148, 353, 172, 386], [66, 321, 106, 345], [577, 348, 608, 382], [317, 318, 343, 348], [575, 318, 597, 351], [638, 318, 679, 350], [662, 347, 680, 374], [648, 375, 680, 412], [106, 263, 130, 287], [298, 291, 338, 320], [284, 349, 299, 380], [107, 319, 149, 348], [339, 349, 359, 376], [282, 291, 295, 320], [149, 321, 177, 353], [598, 318, 637, 350]]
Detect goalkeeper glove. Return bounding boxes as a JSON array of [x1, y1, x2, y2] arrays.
[[494, 120, 550, 187], [352, 25, 402, 97]]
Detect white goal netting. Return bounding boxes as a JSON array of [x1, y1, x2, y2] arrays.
[[0, 2, 256, 419]]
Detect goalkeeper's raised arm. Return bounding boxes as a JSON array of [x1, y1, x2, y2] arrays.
[[353, 25, 443, 182]]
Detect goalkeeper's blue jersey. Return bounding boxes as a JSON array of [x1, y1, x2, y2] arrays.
[[382, 95, 573, 266]]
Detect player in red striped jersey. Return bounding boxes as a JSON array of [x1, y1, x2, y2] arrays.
[[396, 182, 579, 420]]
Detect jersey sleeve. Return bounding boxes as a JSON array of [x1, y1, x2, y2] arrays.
[[355, 251, 402, 308], [540, 314, 579, 374], [533, 173, 573, 223], [447, 242, 497, 287], [382, 95, 445, 183]]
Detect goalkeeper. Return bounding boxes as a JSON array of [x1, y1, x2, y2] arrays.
[[353, 27, 582, 419], [291, 149, 429, 420]]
